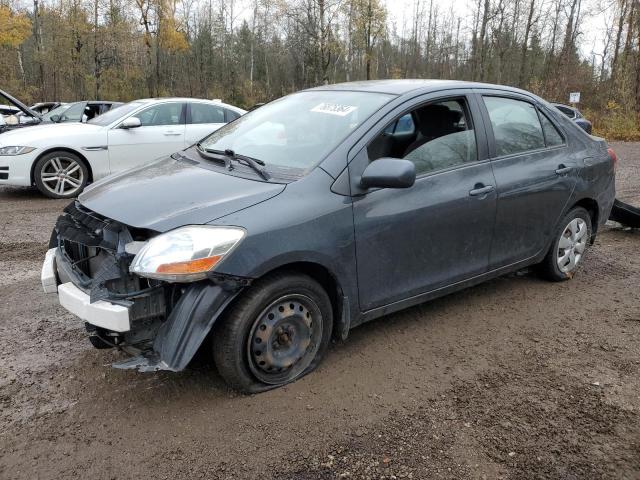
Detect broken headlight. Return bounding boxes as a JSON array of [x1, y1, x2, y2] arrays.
[[129, 226, 245, 282]]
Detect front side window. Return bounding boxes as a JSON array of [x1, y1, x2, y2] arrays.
[[190, 103, 225, 124], [199, 91, 393, 172], [367, 98, 478, 176], [484, 96, 545, 156], [135, 103, 183, 126]]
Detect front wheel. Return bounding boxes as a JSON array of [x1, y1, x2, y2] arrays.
[[539, 207, 592, 281], [213, 272, 333, 393], [34, 151, 88, 199]]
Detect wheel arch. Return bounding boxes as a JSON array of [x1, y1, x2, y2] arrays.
[[251, 261, 349, 341], [30, 147, 94, 185], [570, 197, 599, 240]]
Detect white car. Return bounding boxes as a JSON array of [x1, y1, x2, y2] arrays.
[[0, 98, 245, 198]]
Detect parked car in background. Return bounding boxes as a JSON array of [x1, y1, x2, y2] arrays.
[[30, 102, 66, 115], [0, 89, 42, 132], [0, 98, 245, 198], [0, 104, 20, 116], [41, 80, 616, 392], [42, 100, 122, 124], [552, 103, 592, 134]]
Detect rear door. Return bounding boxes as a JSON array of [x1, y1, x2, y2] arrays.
[[107, 101, 186, 173], [185, 101, 227, 146], [476, 91, 578, 269], [351, 91, 497, 311]]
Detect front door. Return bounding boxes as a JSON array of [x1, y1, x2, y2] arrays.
[[352, 94, 497, 311], [107, 102, 186, 173]]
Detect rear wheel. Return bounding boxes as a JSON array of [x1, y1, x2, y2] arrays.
[[213, 272, 333, 393], [540, 207, 592, 281], [34, 151, 88, 199]]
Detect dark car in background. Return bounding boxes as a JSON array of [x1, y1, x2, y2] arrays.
[[553, 103, 593, 134], [42, 80, 616, 393]]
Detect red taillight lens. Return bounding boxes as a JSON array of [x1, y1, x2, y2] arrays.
[[607, 147, 618, 170]]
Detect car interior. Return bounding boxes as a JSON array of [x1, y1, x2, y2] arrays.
[[367, 98, 477, 175]]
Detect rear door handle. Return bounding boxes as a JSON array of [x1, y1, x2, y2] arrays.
[[469, 185, 495, 197], [555, 165, 573, 175]]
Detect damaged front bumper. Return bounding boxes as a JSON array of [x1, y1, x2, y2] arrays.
[[42, 202, 248, 372]]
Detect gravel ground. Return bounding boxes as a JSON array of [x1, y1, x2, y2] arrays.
[[1, 142, 639, 480]]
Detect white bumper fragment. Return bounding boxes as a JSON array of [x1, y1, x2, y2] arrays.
[[42, 247, 131, 332], [41, 247, 58, 294], [58, 282, 131, 332]]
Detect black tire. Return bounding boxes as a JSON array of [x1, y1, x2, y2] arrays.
[[34, 151, 89, 199], [539, 207, 592, 281], [213, 272, 333, 393]]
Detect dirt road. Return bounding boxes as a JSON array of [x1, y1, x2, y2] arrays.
[[1, 143, 639, 479]]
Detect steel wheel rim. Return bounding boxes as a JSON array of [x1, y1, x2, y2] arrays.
[[247, 294, 323, 385], [557, 217, 588, 273], [40, 156, 83, 196]]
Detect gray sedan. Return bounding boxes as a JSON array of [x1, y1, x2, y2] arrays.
[[43, 80, 616, 392]]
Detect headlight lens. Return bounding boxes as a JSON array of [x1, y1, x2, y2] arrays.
[[129, 226, 245, 282], [0, 146, 36, 155]]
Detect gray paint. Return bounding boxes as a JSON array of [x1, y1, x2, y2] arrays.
[[77, 80, 616, 369]]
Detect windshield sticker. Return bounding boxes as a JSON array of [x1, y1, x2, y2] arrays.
[[311, 103, 357, 116]]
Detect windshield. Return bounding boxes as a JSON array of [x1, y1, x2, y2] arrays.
[[88, 102, 144, 126], [198, 90, 393, 171], [43, 103, 74, 121]]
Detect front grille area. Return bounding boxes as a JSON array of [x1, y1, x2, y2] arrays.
[[54, 201, 168, 330], [55, 201, 112, 280]]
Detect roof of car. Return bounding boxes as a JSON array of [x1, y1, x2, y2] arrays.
[[308, 79, 535, 97], [131, 97, 245, 111]]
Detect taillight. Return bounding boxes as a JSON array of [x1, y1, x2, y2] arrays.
[[607, 147, 618, 171]]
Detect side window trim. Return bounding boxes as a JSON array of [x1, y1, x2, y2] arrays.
[[535, 106, 567, 148]]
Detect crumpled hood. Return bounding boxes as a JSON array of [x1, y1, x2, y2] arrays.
[[79, 155, 286, 232]]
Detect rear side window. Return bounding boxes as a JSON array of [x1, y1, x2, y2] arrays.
[[226, 109, 241, 122], [539, 111, 564, 147], [484, 96, 545, 156], [190, 103, 225, 124]]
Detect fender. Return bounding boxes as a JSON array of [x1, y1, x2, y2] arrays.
[[113, 281, 245, 372]]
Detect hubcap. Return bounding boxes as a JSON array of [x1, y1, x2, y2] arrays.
[[557, 218, 588, 273], [247, 294, 322, 385], [40, 156, 83, 196]]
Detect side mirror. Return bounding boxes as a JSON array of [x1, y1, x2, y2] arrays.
[[360, 158, 416, 189], [120, 117, 141, 129], [50, 114, 60, 123]]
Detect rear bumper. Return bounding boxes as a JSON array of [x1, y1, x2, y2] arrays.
[[41, 247, 131, 332]]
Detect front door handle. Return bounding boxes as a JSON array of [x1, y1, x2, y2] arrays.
[[164, 131, 182, 136], [469, 185, 495, 197], [555, 165, 572, 175]]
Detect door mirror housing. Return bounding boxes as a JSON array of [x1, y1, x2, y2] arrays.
[[120, 117, 141, 129], [360, 158, 416, 189], [50, 115, 60, 123]]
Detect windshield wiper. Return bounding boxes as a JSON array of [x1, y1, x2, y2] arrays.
[[198, 145, 270, 181], [196, 144, 233, 170]]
